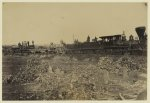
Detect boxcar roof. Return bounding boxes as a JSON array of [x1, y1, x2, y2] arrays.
[[99, 34, 122, 39]]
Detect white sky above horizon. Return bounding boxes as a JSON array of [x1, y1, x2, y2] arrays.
[[2, 2, 147, 45]]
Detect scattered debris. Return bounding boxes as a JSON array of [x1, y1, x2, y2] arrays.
[[3, 55, 147, 100]]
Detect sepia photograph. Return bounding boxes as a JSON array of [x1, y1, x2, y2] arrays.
[[2, 2, 147, 100]]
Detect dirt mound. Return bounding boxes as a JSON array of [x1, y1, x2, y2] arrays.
[[52, 55, 70, 63]]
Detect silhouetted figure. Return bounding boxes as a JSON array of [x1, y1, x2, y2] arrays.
[[32, 41, 34, 46], [92, 37, 98, 42], [122, 31, 126, 41], [18, 42, 21, 48], [94, 37, 98, 42], [122, 34, 126, 41], [27, 41, 29, 47], [74, 39, 79, 44], [87, 35, 90, 42]]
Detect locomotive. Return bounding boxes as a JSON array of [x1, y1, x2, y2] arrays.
[[63, 26, 147, 55], [10, 41, 35, 55]]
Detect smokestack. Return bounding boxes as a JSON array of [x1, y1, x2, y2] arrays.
[[135, 26, 146, 41]]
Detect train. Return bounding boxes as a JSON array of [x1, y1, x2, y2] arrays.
[[63, 26, 147, 55], [2, 26, 147, 55]]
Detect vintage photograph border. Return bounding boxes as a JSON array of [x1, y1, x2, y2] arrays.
[[0, 0, 149, 103]]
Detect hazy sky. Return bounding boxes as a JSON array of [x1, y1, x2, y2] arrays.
[[3, 2, 147, 45]]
